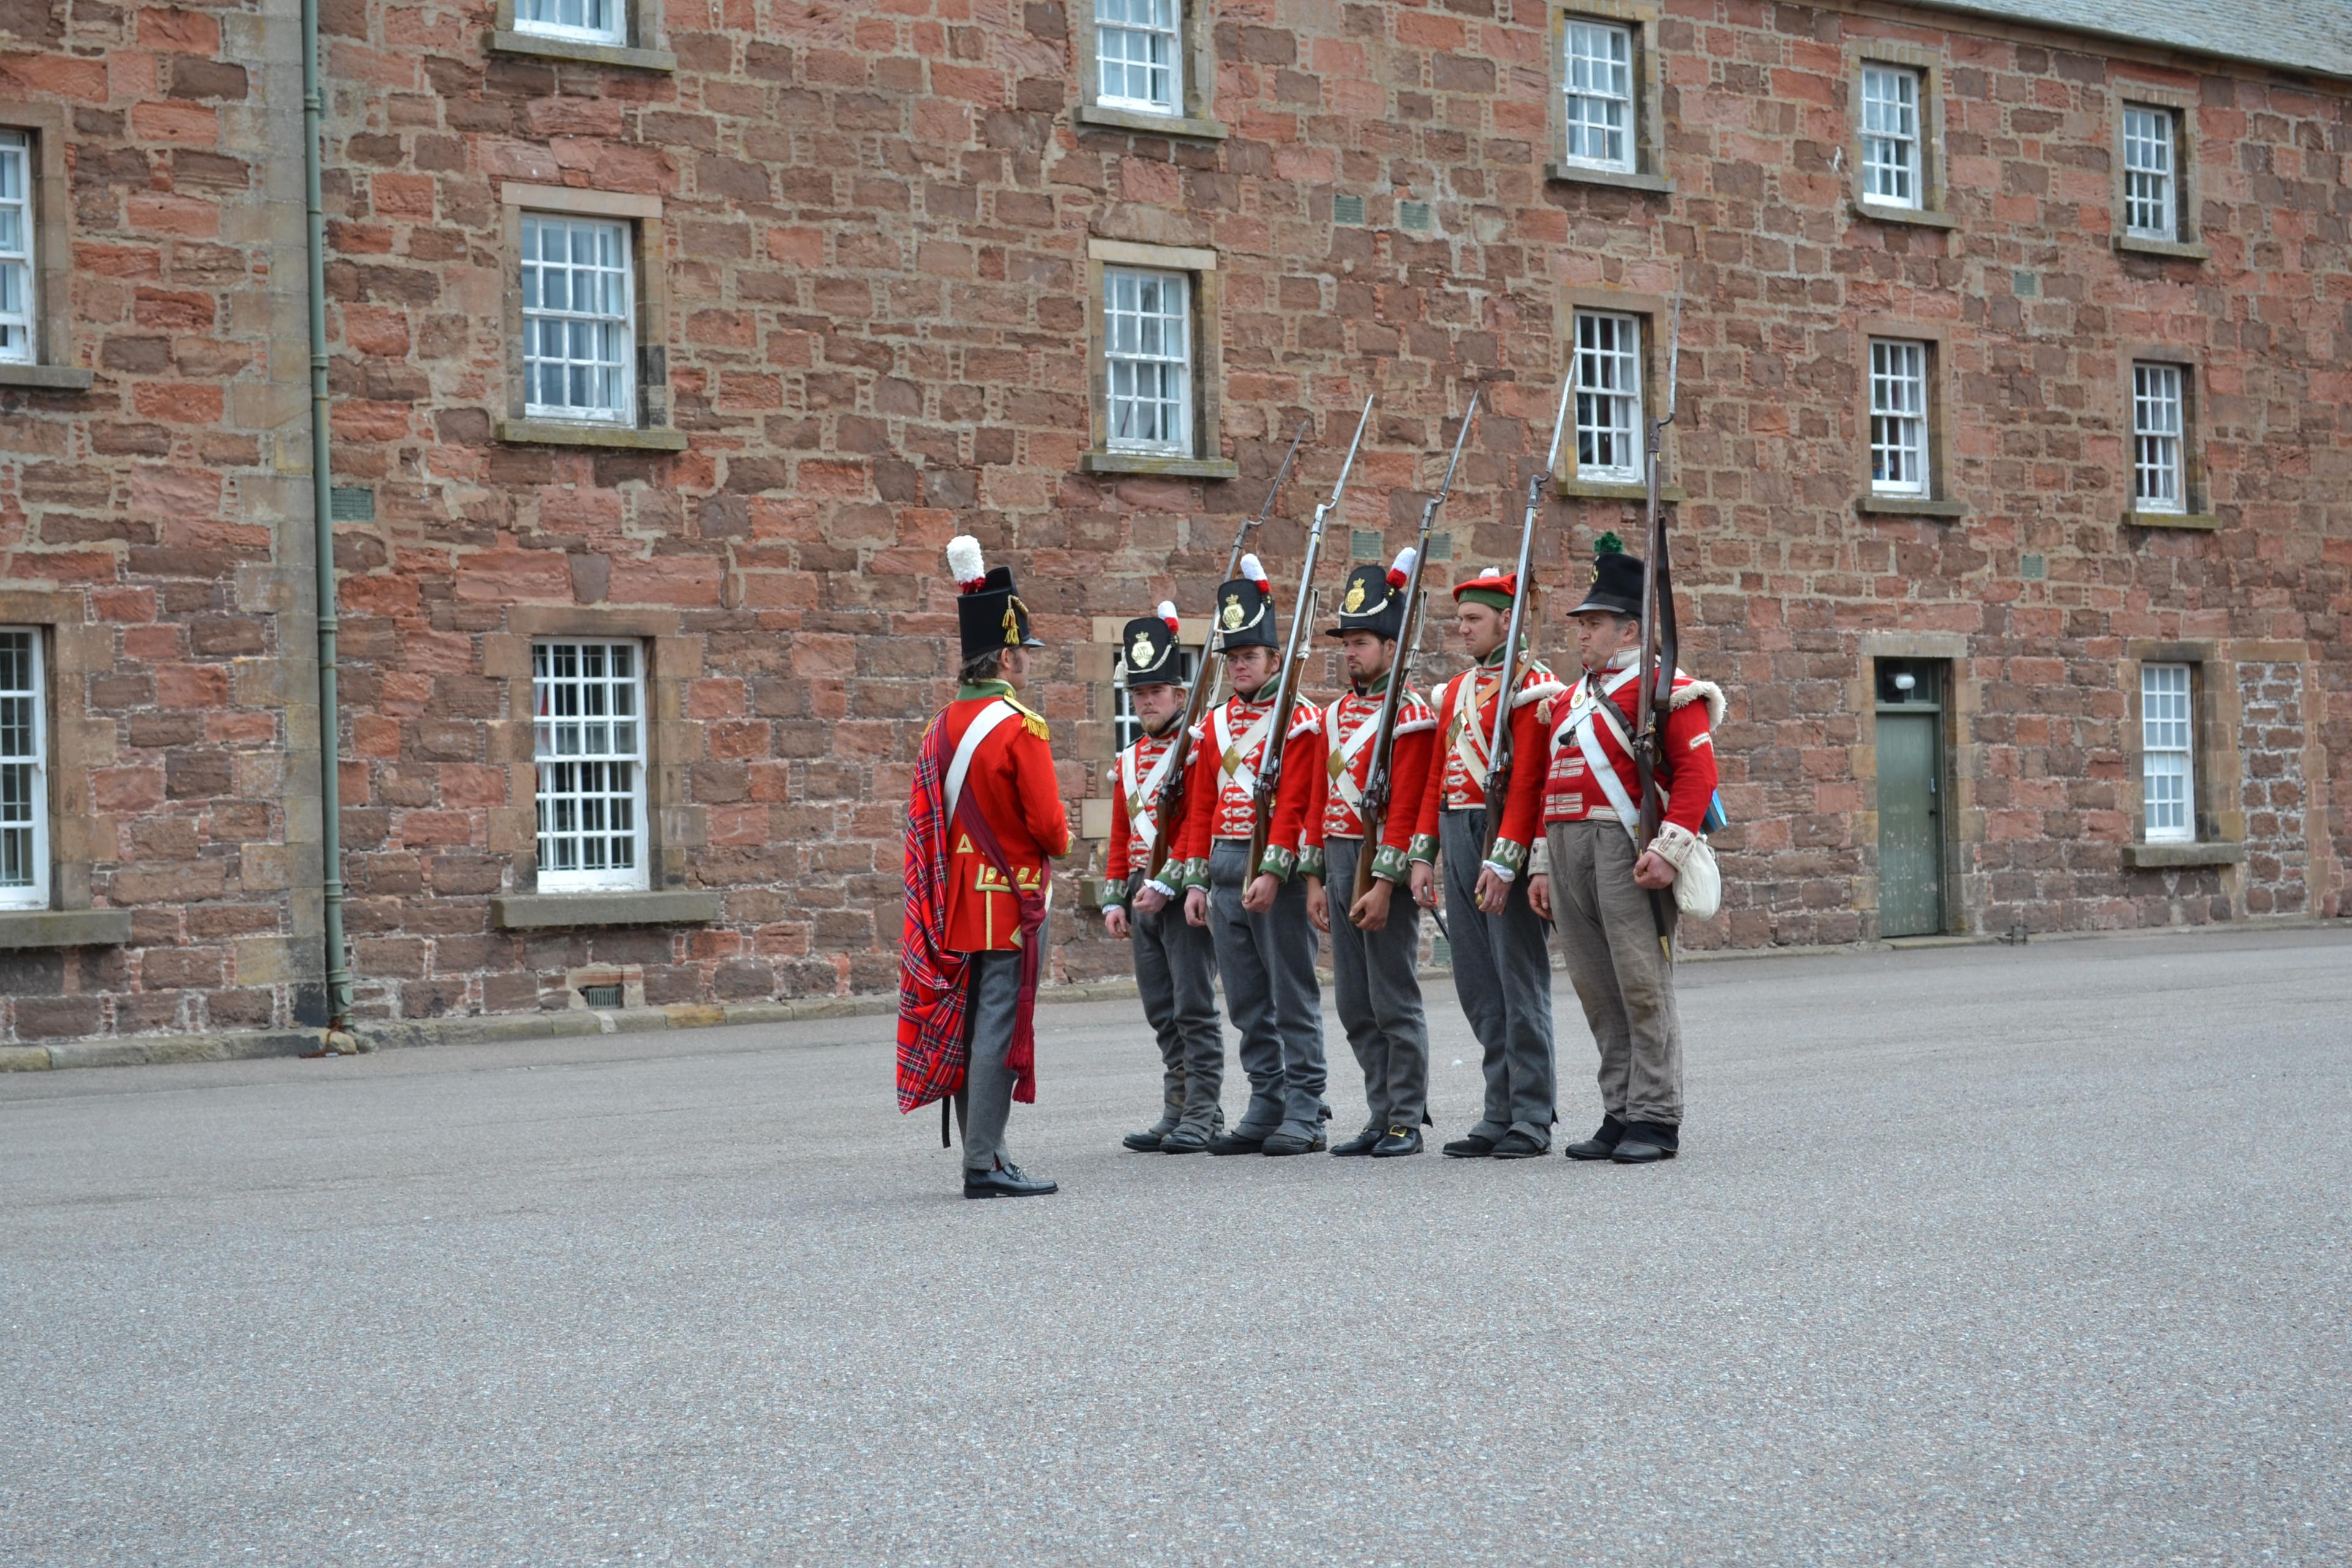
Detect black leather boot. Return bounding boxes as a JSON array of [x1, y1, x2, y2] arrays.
[[963, 1160, 1058, 1198], [1562, 1116, 1627, 1161], [1330, 1126, 1384, 1157], [1610, 1121, 1679, 1163]]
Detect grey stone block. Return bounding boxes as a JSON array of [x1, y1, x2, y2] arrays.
[[489, 891, 723, 929]]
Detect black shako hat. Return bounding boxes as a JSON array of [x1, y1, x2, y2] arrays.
[[1327, 548, 1416, 643], [1121, 602, 1186, 688], [1569, 531, 1645, 619], [1212, 552, 1279, 652], [948, 535, 1043, 662]]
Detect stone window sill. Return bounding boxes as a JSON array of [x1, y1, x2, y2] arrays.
[[1074, 104, 1228, 141], [2115, 235, 2210, 262], [1080, 451, 1239, 480], [1557, 477, 1683, 503], [1857, 494, 1969, 520], [2125, 510, 2219, 530], [0, 908, 132, 949], [488, 29, 677, 71], [1545, 164, 1672, 194], [1853, 201, 1958, 230], [2120, 841, 2245, 870], [491, 891, 722, 929], [0, 364, 95, 391], [496, 417, 688, 451]]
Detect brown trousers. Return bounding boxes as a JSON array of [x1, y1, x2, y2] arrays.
[[1547, 819, 1684, 1127]]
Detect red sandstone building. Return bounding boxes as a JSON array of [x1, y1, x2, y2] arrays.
[[0, 0, 2346, 1053]]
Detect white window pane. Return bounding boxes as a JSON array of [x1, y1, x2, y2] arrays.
[[1096, 0, 1183, 115], [1869, 338, 1930, 496], [521, 214, 635, 424], [0, 134, 34, 366], [2122, 106, 2177, 240], [2139, 663, 2195, 842], [1572, 310, 1643, 481], [2132, 362, 2186, 511], [533, 640, 651, 891], [1861, 66, 1923, 208], [516, 0, 622, 45], [1102, 265, 1192, 455], [1562, 21, 1635, 172], [0, 628, 48, 906]]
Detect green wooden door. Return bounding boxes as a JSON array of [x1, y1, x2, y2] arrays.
[[1877, 710, 1943, 937]]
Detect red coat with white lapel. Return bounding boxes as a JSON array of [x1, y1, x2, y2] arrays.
[[937, 689, 1072, 951], [1172, 689, 1323, 878], [1491, 656, 1724, 864]]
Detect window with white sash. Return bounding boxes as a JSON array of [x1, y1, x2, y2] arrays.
[[2122, 105, 2177, 241], [1112, 646, 1200, 753], [521, 213, 635, 424], [2132, 362, 2185, 514], [1103, 265, 1192, 456], [1572, 309, 1642, 483], [0, 130, 34, 366], [1095, 0, 1183, 116], [0, 628, 47, 908], [2139, 663, 2195, 843], [1869, 337, 1930, 496], [1561, 20, 1635, 173], [533, 639, 649, 893], [514, 0, 624, 45], [1860, 64, 1923, 208]]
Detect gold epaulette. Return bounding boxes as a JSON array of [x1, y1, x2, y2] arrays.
[[1008, 696, 1050, 742]]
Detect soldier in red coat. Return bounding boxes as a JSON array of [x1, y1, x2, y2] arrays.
[[1407, 565, 1566, 1158], [1174, 555, 1331, 1155], [1491, 537, 1722, 1165], [896, 537, 1072, 1199], [1301, 550, 1440, 1157]]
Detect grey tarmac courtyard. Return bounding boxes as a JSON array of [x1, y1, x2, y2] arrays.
[[3, 925, 2349, 1566]]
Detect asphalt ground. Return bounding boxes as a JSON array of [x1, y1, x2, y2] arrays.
[[3, 925, 2348, 1566]]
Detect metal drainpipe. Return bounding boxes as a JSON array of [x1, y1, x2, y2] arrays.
[[303, 0, 352, 1031]]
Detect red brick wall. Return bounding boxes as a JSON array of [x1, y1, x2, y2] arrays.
[[13, 0, 2344, 1041], [0, 0, 322, 1044]]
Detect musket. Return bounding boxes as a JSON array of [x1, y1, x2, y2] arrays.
[[1479, 372, 1578, 857], [1143, 420, 1310, 884], [1632, 290, 1686, 957], [1351, 388, 1480, 905], [1248, 394, 1376, 877]]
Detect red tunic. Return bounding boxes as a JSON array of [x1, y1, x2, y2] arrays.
[[1101, 721, 1186, 896], [1172, 690, 1323, 880], [937, 690, 1071, 952], [1410, 655, 1562, 864], [1491, 659, 1721, 869], [1300, 680, 1436, 885]]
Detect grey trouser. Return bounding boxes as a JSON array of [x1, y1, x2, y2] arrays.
[[1440, 807, 1558, 1145], [1127, 872, 1224, 1135], [957, 950, 1023, 1173], [1324, 836, 1428, 1131], [1207, 838, 1327, 1140], [1548, 819, 1684, 1127]]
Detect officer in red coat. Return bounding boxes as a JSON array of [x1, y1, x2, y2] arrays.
[[896, 536, 1072, 1199], [1490, 536, 1722, 1165]]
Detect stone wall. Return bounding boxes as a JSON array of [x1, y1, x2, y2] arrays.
[[2239, 660, 2309, 916], [0, 0, 320, 1044]]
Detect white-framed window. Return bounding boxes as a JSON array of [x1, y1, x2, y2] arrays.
[[513, 0, 624, 46], [1561, 20, 1635, 173], [1095, 0, 1183, 116], [0, 627, 47, 910], [521, 213, 635, 424], [1860, 64, 1923, 208], [1572, 309, 1643, 483], [1112, 645, 1200, 753], [2132, 362, 2185, 514], [1103, 265, 1192, 455], [2122, 105, 2177, 241], [0, 130, 34, 366], [1869, 337, 1929, 496], [2140, 663, 2195, 843], [533, 639, 649, 894]]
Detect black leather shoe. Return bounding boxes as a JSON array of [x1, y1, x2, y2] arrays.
[[1331, 1127, 1384, 1157], [1491, 1130, 1546, 1159], [1261, 1129, 1327, 1156], [1611, 1121, 1680, 1163], [963, 1161, 1058, 1199], [1122, 1118, 1177, 1153], [1564, 1116, 1628, 1161], [1161, 1127, 1212, 1155], [1442, 1133, 1497, 1158], [1208, 1130, 1268, 1156], [1370, 1125, 1423, 1158]]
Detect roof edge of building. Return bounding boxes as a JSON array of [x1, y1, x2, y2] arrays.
[[1904, 0, 2352, 86]]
